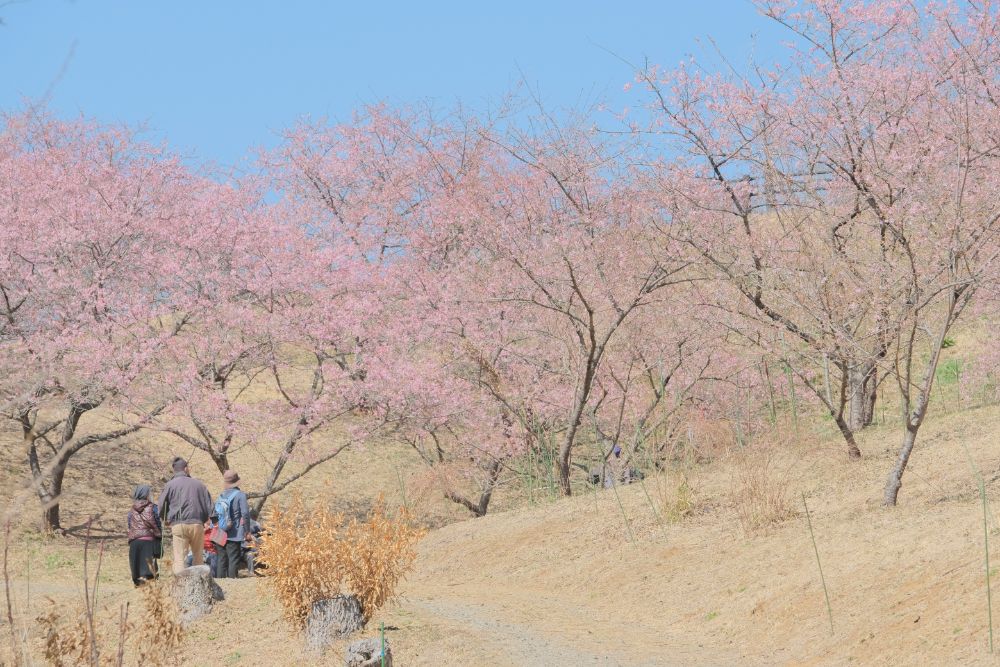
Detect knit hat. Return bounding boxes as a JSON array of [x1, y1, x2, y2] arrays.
[[223, 469, 240, 487]]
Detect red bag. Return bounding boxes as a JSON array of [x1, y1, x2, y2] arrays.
[[210, 526, 228, 547]]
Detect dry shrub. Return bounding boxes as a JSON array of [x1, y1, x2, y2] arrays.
[[38, 601, 93, 667], [257, 495, 345, 629], [341, 501, 425, 619], [135, 579, 183, 666], [258, 495, 425, 630], [38, 602, 129, 667], [36, 579, 182, 667], [732, 446, 795, 535], [662, 474, 696, 523]]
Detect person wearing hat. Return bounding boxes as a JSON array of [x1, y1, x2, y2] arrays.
[[214, 469, 251, 578], [158, 457, 213, 573]]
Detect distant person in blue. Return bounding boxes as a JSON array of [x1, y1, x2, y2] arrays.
[[242, 511, 264, 576], [126, 484, 162, 586], [214, 469, 251, 578]]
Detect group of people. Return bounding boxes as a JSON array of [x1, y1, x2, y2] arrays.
[[125, 456, 262, 586]]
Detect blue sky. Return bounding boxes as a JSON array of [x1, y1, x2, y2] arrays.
[[1, 1, 788, 167]]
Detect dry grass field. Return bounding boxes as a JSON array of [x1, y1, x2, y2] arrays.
[[3, 399, 1000, 665]]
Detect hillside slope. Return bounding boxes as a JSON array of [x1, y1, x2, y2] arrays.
[[5, 405, 1000, 665]]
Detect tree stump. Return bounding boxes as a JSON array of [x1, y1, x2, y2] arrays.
[[345, 637, 392, 667], [171, 565, 224, 625], [305, 595, 365, 653]]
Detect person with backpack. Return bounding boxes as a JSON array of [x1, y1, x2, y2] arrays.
[[157, 457, 213, 574], [126, 484, 162, 586], [214, 469, 251, 578]]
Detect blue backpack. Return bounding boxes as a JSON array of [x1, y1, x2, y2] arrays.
[[214, 490, 235, 532]]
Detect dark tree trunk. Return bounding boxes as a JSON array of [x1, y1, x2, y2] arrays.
[[847, 363, 878, 432], [41, 465, 65, 533], [557, 420, 580, 497], [252, 447, 292, 517], [209, 451, 229, 474], [832, 414, 862, 461], [861, 378, 878, 426], [558, 361, 599, 496], [443, 458, 503, 517], [31, 443, 69, 534]]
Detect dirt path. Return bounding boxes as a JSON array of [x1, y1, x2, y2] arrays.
[[394, 578, 732, 667], [407, 596, 623, 666]]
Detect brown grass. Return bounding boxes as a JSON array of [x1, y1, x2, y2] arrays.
[[34, 575, 183, 667], [10, 396, 1000, 664], [731, 445, 796, 535]]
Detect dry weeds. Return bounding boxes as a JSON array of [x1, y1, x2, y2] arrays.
[[38, 600, 95, 667], [662, 473, 697, 523], [258, 494, 425, 630], [35, 576, 184, 667], [732, 445, 796, 535], [135, 578, 184, 666]]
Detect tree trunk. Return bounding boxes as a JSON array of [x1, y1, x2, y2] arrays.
[[883, 292, 959, 507], [847, 363, 878, 432], [557, 417, 582, 496], [36, 453, 68, 534], [832, 414, 862, 461], [861, 378, 878, 426], [209, 451, 229, 474], [443, 458, 503, 517], [252, 447, 292, 516], [558, 359, 600, 496], [883, 424, 918, 506]]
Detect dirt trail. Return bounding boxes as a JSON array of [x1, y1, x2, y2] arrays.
[[403, 589, 735, 666], [407, 596, 622, 666]]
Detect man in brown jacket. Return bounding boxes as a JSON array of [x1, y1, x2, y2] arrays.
[[157, 457, 213, 574]]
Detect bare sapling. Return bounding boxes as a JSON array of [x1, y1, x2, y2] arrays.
[[802, 493, 834, 636], [962, 441, 994, 653]]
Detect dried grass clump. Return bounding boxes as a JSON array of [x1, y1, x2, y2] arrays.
[[257, 495, 345, 629], [258, 495, 425, 630], [37, 602, 131, 667], [662, 474, 696, 523], [36, 575, 182, 667], [732, 447, 795, 535], [38, 601, 93, 667], [135, 579, 184, 666]]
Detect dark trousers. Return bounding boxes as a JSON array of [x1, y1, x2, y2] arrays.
[[128, 539, 158, 586], [215, 540, 243, 578]]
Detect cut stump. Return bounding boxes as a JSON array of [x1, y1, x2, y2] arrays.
[[171, 564, 223, 625], [345, 637, 392, 667], [305, 595, 365, 653]]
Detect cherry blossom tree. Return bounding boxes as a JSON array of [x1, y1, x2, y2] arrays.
[[634, 0, 1000, 503], [0, 112, 219, 531]]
